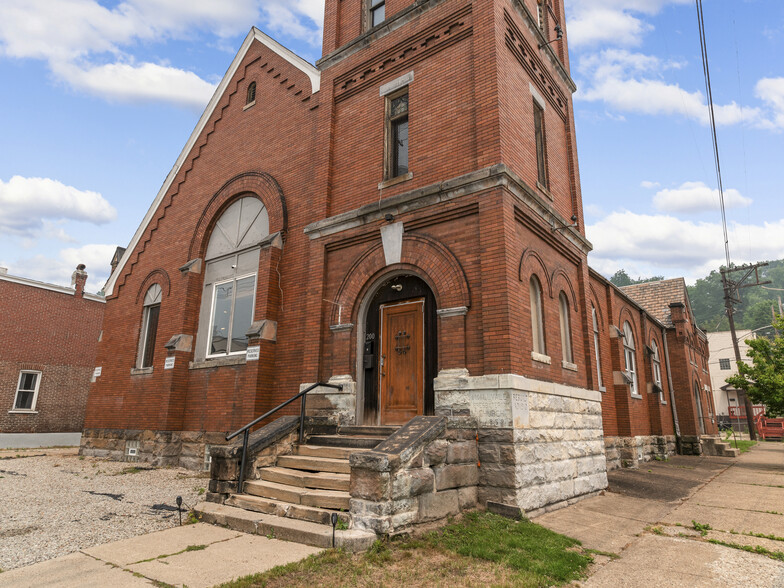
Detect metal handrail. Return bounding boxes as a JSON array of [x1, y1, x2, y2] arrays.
[[225, 381, 343, 493]]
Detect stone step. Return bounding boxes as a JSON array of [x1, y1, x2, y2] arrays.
[[295, 444, 366, 460], [226, 493, 350, 527], [307, 435, 385, 449], [277, 454, 352, 474], [195, 501, 375, 551], [261, 466, 350, 491], [244, 479, 351, 510], [338, 425, 398, 437]]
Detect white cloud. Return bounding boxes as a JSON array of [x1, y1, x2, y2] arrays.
[[653, 182, 752, 214], [0, 176, 116, 236], [755, 77, 784, 130], [577, 49, 765, 127], [9, 244, 118, 293], [55, 61, 217, 110], [641, 181, 660, 189], [566, 0, 690, 48], [587, 212, 784, 282]]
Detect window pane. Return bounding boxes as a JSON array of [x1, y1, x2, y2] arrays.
[[371, 3, 385, 26], [392, 118, 409, 177], [559, 293, 572, 363], [391, 94, 408, 117], [529, 277, 545, 354], [15, 390, 34, 410], [142, 304, 160, 368], [210, 282, 233, 355], [20, 372, 38, 391], [534, 104, 547, 187], [230, 276, 255, 353]]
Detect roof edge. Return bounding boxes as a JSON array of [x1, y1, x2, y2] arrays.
[[104, 28, 320, 297], [0, 273, 105, 303]]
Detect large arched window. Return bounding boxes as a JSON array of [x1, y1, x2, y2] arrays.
[[529, 275, 546, 356], [650, 339, 664, 403], [623, 321, 638, 395], [558, 292, 573, 364], [592, 306, 603, 389], [137, 283, 162, 368], [198, 196, 269, 359]]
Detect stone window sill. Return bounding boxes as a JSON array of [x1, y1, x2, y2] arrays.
[[531, 351, 551, 365], [8, 410, 38, 414], [598, 386, 607, 393], [630, 393, 643, 400], [537, 181, 554, 201], [378, 172, 413, 190], [189, 355, 247, 370], [243, 100, 256, 111], [131, 367, 153, 376], [561, 360, 578, 372]]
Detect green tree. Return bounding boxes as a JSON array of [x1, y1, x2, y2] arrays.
[[609, 269, 664, 288], [725, 314, 784, 417]]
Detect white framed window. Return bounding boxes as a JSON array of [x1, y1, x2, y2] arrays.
[[197, 196, 268, 361], [368, 0, 385, 28], [13, 371, 41, 412], [623, 322, 639, 396], [385, 87, 409, 180], [651, 340, 664, 403], [592, 307, 604, 389], [137, 283, 162, 369], [529, 275, 546, 356], [558, 292, 573, 364]]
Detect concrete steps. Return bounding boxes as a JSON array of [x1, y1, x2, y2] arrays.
[[261, 465, 350, 491], [226, 493, 350, 526], [245, 479, 351, 510], [276, 454, 352, 474], [307, 435, 387, 449]]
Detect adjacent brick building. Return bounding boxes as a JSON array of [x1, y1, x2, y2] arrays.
[[82, 0, 718, 522], [0, 266, 104, 436]]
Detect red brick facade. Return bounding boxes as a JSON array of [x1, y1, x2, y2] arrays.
[[0, 269, 104, 434], [82, 0, 715, 466]]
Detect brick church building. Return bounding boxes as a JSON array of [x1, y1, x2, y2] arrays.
[[83, 0, 718, 532]]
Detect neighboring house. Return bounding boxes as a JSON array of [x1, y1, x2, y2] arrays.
[[0, 266, 105, 443], [707, 330, 755, 426], [82, 0, 719, 530]]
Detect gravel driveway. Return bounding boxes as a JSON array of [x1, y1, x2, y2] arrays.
[[0, 448, 205, 571]]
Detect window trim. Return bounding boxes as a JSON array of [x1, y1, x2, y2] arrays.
[[367, 0, 386, 29], [385, 87, 409, 181], [205, 271, 258, 359], [558, 291, 573, 365], [12, 370, 42, 413], [592, 307, 605, 391], [529, 275, 546, 356], [650, 340, 664, 403], [533, 99, 549, 190], [246, 81, 256, 106], [137, 284, 162, 369], [623, 322, 640, 397]]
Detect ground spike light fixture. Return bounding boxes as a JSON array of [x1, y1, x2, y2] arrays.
[[176, 495, 183, 526]]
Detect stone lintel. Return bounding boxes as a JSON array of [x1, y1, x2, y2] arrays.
[[164, 333, 193, 352], [434, 372, 602, 403], [437, 306, 468, 318], [246, 319, 277, 341], [179, 258, 202, 275], [329, 323, 354, 333]]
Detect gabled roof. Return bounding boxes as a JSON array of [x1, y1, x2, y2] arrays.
[[104, 28, 320, 297], [620, 278, 689, 328]]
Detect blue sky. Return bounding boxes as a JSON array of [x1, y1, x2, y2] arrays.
[[0, 0, 782, 293]]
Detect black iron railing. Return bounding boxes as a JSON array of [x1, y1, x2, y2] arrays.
[[225, 382, 343, 493]]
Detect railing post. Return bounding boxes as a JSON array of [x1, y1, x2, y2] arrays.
[[238, 429, 249, 494], [299, 392, 307, 445]]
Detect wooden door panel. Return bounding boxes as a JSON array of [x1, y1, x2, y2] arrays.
[[380, 299, 424, 425]]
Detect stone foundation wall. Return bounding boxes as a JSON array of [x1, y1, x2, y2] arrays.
[[604, 435, 677, 470], [680, 435, 703, 456], [350, 416, 478, 535], [434, 371, 608, 516], [80, 428, 227, 469], [301, 376, 356, 426]]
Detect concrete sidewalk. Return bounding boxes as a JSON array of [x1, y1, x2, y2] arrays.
[[0, 523, 321, 588], [536, 442, 784, 587]]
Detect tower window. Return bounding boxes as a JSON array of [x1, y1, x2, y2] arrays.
[[246, 82, 256, 105], [137, 283, 162, 369], [386, 88, 409, 179], [533, 101, 549, 189], [558, 292, 573, 364], [529, 276, 546, 356], [369, 0, 385, 28]]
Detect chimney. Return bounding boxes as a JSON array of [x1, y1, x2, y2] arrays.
[[71, 264, 88, 297], [0, 267, 7, 275], [669, 302, 686, 337], [110, 246, 126, 276]]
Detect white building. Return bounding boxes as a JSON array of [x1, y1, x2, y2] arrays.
[[707, 330, 755, 422]]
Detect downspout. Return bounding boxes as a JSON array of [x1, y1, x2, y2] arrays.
[[662, 326, 682, 453]]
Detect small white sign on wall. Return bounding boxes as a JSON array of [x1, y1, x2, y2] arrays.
[[246, 346, 260, 361], [93, 366, 102, 378], [164, 356, 176, 370]]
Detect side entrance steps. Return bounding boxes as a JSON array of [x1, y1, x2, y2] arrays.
[[196, 424, 398, 550], [701, 435, 740, 457]]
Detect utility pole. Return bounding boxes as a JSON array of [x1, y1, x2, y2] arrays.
[[720, 263, 771, 441]]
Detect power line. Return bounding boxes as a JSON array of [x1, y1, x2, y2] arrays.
[[695, 0, 731, 269]]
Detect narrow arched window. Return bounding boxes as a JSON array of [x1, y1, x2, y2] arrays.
[[529, 276, 546, 355], [558, 292, 573, 364], [623, 321, 638, 395], [246, 82, 256, 105], [651, 340, 663, 403], [137, 283, 162, 368], [592, 306, 604, 389], [198, 196, 269, 359]]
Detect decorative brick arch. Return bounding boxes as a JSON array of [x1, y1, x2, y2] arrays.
[[551, 268, 579, 310], [135, 269, 171, 304], [332, 233, 471, 326], [519, 248, 553, 297], [588, 285, 604, 330], [188, 171, 287, 259], [618, 307, 639, 343]]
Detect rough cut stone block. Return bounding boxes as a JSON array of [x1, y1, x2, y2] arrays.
[[435, 464, 479, 491], [208, 479, 238, 494], [418, 490, 459, 522], [458, 486, 477, 510], [477, 429, 514, 443], [350, 451, 398, 472], [487, 501, 523, 520], [210, 457, 239, 481], [424, 440, 448, 466], [447, 441, 478, 464], [392, 468, 435, 499], [350, 469, 390, 501], [479, 463, 516, 488], [478, 444, 499, 464], [390, 509, 418, 530], [353, 514, 391, 534]]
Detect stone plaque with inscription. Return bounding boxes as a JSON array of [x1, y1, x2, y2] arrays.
[[511, 392, 529, 428]]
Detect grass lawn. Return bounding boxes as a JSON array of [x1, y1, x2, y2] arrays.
[[729, 439, 757, 453], [216, 512, 593, 588]]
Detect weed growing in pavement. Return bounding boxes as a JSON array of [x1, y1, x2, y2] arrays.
[[692, 521, 712, 536], [335, 519, 349, 531], [744, 531, 784, 542], [186, 510, 199, 525], [707, 539, 784, 562], [584, 549, 620, 559], [647, 526, 665, 536]]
